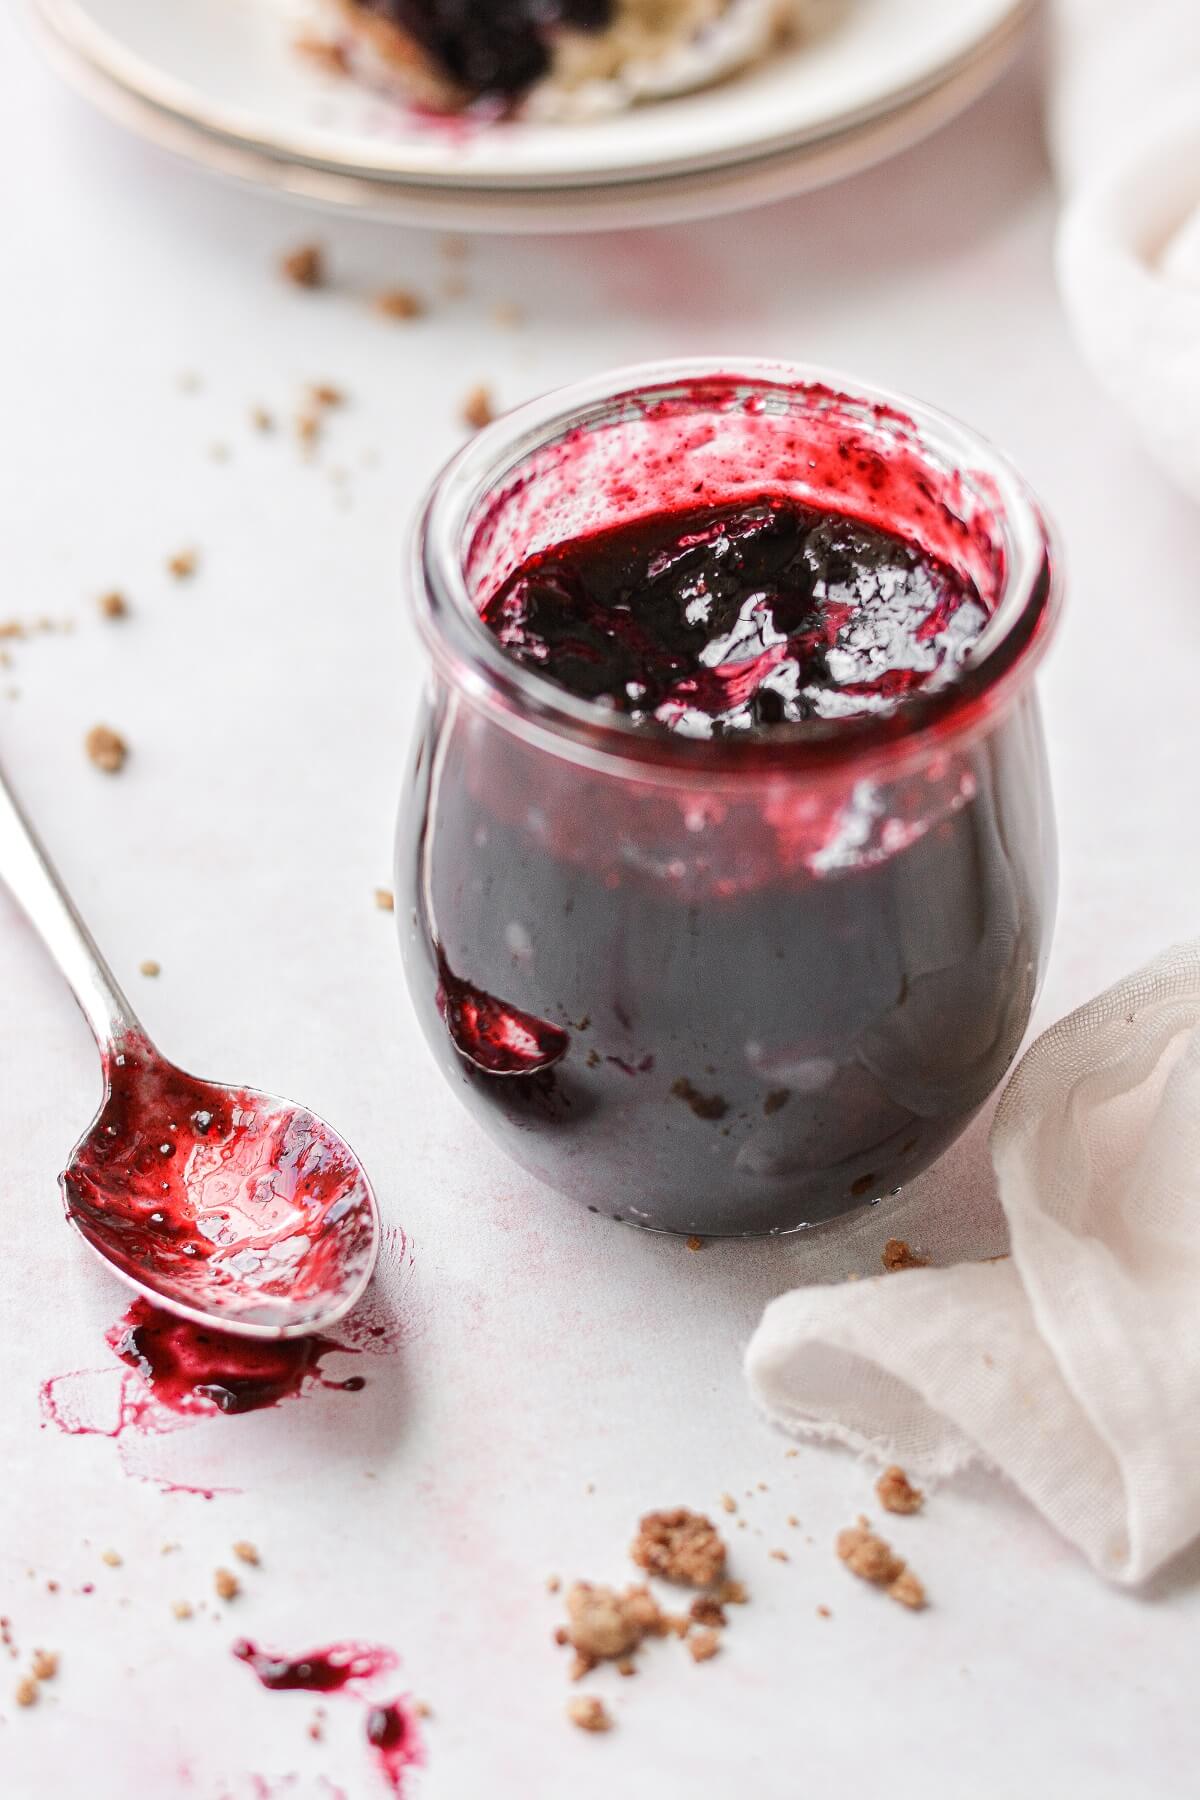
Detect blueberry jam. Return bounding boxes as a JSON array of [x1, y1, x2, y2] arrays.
[[402, 489, 1055, 1235], [350, 0, 613, 99], [481, 498, 989, 736]]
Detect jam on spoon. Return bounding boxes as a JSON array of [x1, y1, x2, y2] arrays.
[[0, 760, 378, 1338]]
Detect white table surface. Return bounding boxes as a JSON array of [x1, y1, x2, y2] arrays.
[[3, 10, 1199, 1797]]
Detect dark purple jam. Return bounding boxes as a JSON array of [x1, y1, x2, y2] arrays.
[[481, 498, 988, 736], [401, 496, 1054, 1235], [351, 0, 613, 98]]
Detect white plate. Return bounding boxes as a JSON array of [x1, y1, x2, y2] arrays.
[[36, 0, 1032, 190], [34, 15, 1031, 233]]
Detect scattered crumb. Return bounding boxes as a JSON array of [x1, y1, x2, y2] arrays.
[[30, 1651, 57, 1681], [631, 1509, 726, 1587], [461, 385, 494, 431], [85, 727, 127, 775], [686, 1235, 705, 1252], [296, 412, 322, 451], [888, 1569, 927, 1611], [615, 1657, 636, 1677], [160, 1543, 181, 1555], [167, 549, 197, 580], [546, 1576, 561, 1595], [816, 1605, 832, 1619], [281, 243, 325, 289], [15, 1676, 37, 1708], [374, 888, 395, 912], [786, 1516, 799, 1528], [717, 1579, 748, 1606], [564, 1583, 662, 1663], [670, 1077, 727, 1122], [768, 1549, 790, 1564], [98, 591, 128, 620], [882, 1238, 929, 1272], [251, 407, 275, 433], [689, 1596, 725, 1629], [763, 1088, 790, 1116], [413, 1701, 432, 1719], [719, 1494, 736, 1515], [835, 1520, 904, 1587], [310, 383, 346, 409], [757, 1482, 768, 1492], [492, 302, 522, 328], [213, 1568, 239, 1602], [139, 959, 161, 979], [232, 1542, 260, 1567], [566, 1695, 611, 1734], [785, 1449, 798, 1459], [293, 31, 349, 75], [876, 1466, 924, 1516], [100, 1550, 122, 1568], [171, 1601, 193, 1621], [374, 287, 425, 321], [553, 1627, 568, 1647], [688, 1629, 720, 1664]]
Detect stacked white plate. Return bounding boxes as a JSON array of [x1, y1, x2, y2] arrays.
[[34, 0, 1035, 231]]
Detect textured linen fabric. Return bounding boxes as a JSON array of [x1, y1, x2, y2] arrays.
[[746, 943, 1200, 1585]]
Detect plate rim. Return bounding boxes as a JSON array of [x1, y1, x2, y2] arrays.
[[33, 10, 1031, 233], [32, 0, 1035, 191]]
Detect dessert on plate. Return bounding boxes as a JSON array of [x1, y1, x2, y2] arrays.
[[326, 0, 819, 118]]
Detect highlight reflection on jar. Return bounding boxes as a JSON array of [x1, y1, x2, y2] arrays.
[[398, 360, 1061, 1238]]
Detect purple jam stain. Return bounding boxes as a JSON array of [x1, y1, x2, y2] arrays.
[[234, 1641, 425, 1794], [233, 1639, 397, 1692], [346, 0, 613, 100], [107, 1299, 357, 1417], [437, 950, 569, 1075], [366, 1701, 424, 1794], [480, 496, 989, 737]]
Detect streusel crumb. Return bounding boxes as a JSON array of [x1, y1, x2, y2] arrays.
[[565, 1582, 662, 1662], [15, 1676, 37, 1707], [374, 888, 395, 912], [631, 1509, 726, 1587], [30, 1650, 57, 1681], [688, 1629, 720, 1664], [233, 1542, 260, 1566], [876, 1466, 924, 1515], [717, 1579, 748, 1606], [685, 1235, 705, 1252], [85, 727, 127, 774], [172, 1601, 193, 1620], [167, 549, 197, 581], [566, 1695, 611, 1733], [98, 591, 128, 620], [882, 1238, 929, 1272], [888, 1569, 927, 1611], [213, 1568, 239, 1602], [375, 288, 425, 322], [140, 960, 161, 978], [689, 1596, 725, 1629], [835, 1521, 904, 1587], [281, 244, 325, 289], [100, 1549, 122, 1568], [461, 385, 494, 431]]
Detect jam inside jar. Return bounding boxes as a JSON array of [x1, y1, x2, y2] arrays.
[[400, 361, 1060, 1236]]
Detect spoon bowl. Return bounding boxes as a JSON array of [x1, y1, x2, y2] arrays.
[[0, 760, 380, 1339], [62, 1033, 379, 1338]]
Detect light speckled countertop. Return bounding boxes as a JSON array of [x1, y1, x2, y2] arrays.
[[2, 13, 1197, 1796]]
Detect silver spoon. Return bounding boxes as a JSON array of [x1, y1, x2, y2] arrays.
[[0, 761, 379, 1339]]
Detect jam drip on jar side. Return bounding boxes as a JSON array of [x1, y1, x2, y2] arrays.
[[480, 496, 990, 738], [350, 0, 614, 98]]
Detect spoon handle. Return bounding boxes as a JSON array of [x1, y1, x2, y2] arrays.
[[0, 762, 140, 1052]]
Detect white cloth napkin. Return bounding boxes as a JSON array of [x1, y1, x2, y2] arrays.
[[745, 943, 1200, 1585], [1051, 0, 1200, 501]]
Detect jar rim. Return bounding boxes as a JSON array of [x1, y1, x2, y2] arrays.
[[412, 356, 1061, 780]]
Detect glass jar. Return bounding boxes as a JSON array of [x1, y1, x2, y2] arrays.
[[398, 359, 1061, 1237]]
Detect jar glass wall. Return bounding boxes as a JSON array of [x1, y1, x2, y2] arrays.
[[398, 361, 1060, 1237]]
